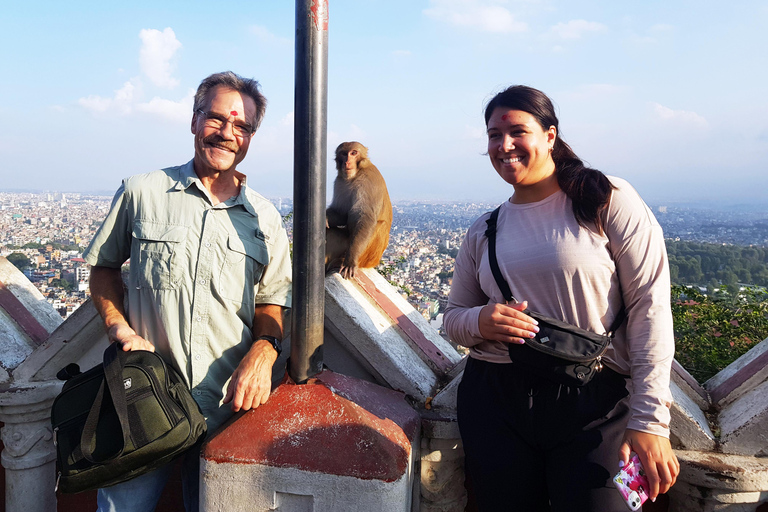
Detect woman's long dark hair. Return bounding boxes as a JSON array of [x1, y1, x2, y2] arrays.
[[485, 85, 615, 234]]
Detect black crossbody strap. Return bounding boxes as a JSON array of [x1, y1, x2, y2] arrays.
[[81, 343, 133, 463], [484, 204, 625, 335], [485, 207, 515, 303]]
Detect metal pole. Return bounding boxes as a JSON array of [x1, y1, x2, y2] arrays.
[[290, 0, 328, 383]]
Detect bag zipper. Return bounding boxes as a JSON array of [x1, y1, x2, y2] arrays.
[[522, 339, 610, 362]]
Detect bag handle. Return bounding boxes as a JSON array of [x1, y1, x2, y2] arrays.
[[484, 205, 625, 336], [81, 343, 134, 463]]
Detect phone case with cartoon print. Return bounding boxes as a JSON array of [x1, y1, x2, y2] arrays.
[[613, 454, 650, 511]]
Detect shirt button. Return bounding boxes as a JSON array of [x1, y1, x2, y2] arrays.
[[195, 354, 201, 361], [196, 316, 202, 321], [199, 279, 206, 285], [193, 390, 202, 396], [205, 242, 211, 247]]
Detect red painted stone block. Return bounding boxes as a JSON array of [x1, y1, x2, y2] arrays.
[[203, 370, 419, 483]]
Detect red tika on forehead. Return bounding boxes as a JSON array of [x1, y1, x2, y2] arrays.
[[501, 114, 508, 121], [230, 110, 238, 116]]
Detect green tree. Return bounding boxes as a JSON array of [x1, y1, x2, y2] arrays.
[[672, 285, 768, 382], [6, 252, 31, 270], [50, 278, 74, 292]]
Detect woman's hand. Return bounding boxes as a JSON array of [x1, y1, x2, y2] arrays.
[[478, 301, 539, 344], [619, 429, 679, 502]]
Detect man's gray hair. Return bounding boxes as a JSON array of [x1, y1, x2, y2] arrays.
[[193, 71, 267, 131]]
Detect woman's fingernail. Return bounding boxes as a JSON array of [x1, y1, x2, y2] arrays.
[[618, 460, 625, 468], [651, 498, 656, 503], [528, 331, 536, 338], [532, 326, 540, 333]]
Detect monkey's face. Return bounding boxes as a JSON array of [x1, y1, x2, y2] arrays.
[[335, 142, 367, 179]]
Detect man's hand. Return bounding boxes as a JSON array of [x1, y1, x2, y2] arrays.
[[91, 266, 154, 352], [619, 429, 680, 501], [223, 339, 279, 412], [107, 323, 154, 352]]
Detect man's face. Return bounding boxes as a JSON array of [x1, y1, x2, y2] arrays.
[[191, 85, 258, 177]]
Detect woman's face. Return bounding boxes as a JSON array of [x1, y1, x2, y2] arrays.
[[486, 108, 556, 188]]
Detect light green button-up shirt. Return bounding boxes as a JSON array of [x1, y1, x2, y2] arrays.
[[84, 161, 292, 429]]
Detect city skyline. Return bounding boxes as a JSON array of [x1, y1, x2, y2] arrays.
[[2, 1, 767, 205]]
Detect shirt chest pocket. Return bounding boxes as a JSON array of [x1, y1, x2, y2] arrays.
[[132, 221, 188, 290], [217, 235, 269, 304]]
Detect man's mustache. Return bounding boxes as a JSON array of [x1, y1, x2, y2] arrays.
[[203, 135, 239, 152]]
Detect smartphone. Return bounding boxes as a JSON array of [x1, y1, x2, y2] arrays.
[[613, 454, 650, 511]]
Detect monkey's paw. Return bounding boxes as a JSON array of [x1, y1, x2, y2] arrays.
[[340, 265, 358, 279]]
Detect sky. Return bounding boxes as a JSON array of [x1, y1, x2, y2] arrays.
[[1, 0, 767, 206]]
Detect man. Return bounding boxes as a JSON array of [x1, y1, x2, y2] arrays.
[[84, 71, 292, 512]]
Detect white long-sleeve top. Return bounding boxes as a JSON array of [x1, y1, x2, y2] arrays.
[[444, 176, 674, 437]]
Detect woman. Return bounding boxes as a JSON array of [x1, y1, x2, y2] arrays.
[[444, 85, 679, 511]]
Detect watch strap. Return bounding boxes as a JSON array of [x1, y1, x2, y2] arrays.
[[255, 335, 282, 356]]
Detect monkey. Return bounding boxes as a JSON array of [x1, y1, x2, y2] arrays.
[[326, 141, 393, 279]]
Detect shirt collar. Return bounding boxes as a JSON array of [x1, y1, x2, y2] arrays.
[[172, 160, 199, 191], [234, 175, 259, 217], [173, 160, 257, 217]]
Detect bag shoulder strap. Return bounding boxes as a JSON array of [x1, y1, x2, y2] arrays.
[[81, 343, 133, 463], [484, 206, 515, 303], [483, 204, 625, 335]]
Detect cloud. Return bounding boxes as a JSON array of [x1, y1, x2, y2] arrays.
[[651, 102, 708, 127], [423, 0, 527, 34], [392, 50, 412, 57], [281, 111, 294, 127], [139, 28, 182, 89], [136, 89, 195, 122], [78, 80, 138, 115], [544, 19, 606, 41], [78, 28, 189, 122]]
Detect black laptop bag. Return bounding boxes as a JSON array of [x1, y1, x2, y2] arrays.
[[51, 343, 207, 493]]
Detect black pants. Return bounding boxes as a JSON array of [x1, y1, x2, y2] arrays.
[[458, 357, 631, 512]]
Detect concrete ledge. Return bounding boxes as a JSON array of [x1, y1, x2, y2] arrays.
[[201, 462, 413, 512], [706, 337, 768, 407], [670, 380, 716, 451], [0, 258, 62, 374], [669, 480, 768, 511], [421, 413, 460, 440], [12, 299, 108, 383], [324, 270, 460, 402], [672, 360, 710, 411], [428, 372, 461, 413], [719, 378, 768, 456], [674, 450, 768, 492]]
